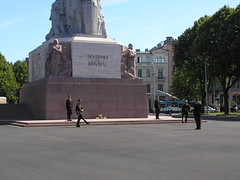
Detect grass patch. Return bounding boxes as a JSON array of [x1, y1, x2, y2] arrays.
[[208, 112, 240, 116]]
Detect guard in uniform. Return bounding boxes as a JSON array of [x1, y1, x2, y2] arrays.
[[66, 95, 73, 121], [154, 96, 161, 119], [181, 100, 190, 124], [75, 99, 89, 127], [193, 100, 203, 130]]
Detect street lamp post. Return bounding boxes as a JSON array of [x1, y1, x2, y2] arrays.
[[205, 61, 209, 114], [151, 62, 156, 114]]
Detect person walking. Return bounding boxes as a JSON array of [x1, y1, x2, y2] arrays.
[[66, 95, 73, 121], [75, 99, 89, 127], [181, 100, 190, 124], [154, 96, 161, 119], [168, 104, 173, 116], [193, 99, 203, 130]]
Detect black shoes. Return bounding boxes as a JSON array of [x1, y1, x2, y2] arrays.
[[182, 120, 187, 124], [76, 121, 90, 127]]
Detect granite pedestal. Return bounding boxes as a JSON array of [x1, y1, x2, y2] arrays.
[[20, 77, 148, 120]]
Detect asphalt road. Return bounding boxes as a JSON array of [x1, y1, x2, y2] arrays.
[[0, 120, 239, 180]]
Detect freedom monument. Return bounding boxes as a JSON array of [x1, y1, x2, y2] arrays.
[[20, 0, 148, 119]]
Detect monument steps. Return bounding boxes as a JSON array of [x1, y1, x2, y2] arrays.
[[8, 119, 200, 127], [0, 104, 35, 120]]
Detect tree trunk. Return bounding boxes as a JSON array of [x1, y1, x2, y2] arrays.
[[223, 90, 229, 115]]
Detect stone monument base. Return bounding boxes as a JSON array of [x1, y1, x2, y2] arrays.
[[28, 36, 122, 82], [20, 77, 148, 120]]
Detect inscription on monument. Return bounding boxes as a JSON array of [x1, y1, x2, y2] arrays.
[[87, 54, 108, 67], [72, 41, 121, 78]]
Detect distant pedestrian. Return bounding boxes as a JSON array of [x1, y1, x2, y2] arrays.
[[75, 99, 89, 127], [193, 99, 203, 130], [154, 96, 161, 119], [181, 100, 190, 124], [168, 104, 172, 116], [66, 95, 73, 121]]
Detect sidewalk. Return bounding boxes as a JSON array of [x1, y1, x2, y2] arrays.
[[8, 114, 205, 127]]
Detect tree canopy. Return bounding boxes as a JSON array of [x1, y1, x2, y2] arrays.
[[173, 5, 240, 114], [13, 60, 28, 88], [0, 53, 19, 103], [12, 59, 28, 102]]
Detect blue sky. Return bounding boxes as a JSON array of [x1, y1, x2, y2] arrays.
[[0, 0, 239, 63]]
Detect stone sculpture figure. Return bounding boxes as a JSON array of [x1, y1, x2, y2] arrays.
[[50, 39, 63, 76], [46, 0, 107, 40], [46, 39, 72, 77], [96, 0, 106, 35], [64, 0, 83, 35], [121, 43, 138, 79], [46, 0, 67, 40]]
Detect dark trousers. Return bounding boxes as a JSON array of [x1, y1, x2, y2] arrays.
[[76, 113, 89, 126], [155, 109, 160, 119], [67, 110, 72, 121], [194, 113, 201, 129], [182, 112, 188, 123]]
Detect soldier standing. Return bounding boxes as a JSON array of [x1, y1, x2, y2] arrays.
[[66, 95, 73, 121], [154, 96, 161, 119], [75, 99, 89, 127], [193, 100, 203, 130]]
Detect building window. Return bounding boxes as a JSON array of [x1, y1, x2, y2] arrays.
[[162, 57, 166, 63], [138, 69, 142, 77], [158, 69, 163, 78], [146, 69, 150, 77], [137, 56, 142, 63], [146, 57, 151, 63], [158, 84, 163, 91], [155, 56, 165, 63], [147, 84, 151, 93]]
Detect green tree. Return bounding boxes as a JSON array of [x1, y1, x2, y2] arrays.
[[12, 59, 28, 101], [171, 69, 200, 100], [173, 16, 209, 104], [0, 53, 19, 103], [173, 5, 240, 114], [196, 6, 240, 114]]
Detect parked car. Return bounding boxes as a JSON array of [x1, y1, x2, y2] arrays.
[[230, 106, 238, 112], [204, 106, 217, 113]]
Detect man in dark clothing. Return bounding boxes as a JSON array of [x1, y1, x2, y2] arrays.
[[193, 100, 203, 130], [66, 95, 73, 121], [154, 96, 161, 119], [181, 100, 190, 124], [75, 99, 89, 127]]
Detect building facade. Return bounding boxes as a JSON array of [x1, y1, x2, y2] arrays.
[[135, 37, 177, 110], [209, 79, 240, 111]]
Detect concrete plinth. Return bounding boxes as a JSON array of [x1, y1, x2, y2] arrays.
[[20, 77, 148, 120]]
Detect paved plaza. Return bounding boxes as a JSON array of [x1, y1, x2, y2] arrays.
[[0, 120, 239, 180]]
